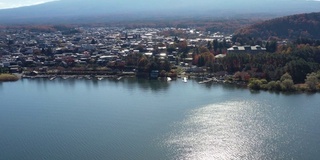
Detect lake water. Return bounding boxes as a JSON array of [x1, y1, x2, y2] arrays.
[[1, 78, 320, 160]]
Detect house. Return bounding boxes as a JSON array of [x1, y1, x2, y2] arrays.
[[144, 52, 153, 57], [2, 61, 10, 67], [215, 54, 226, 59], [227, 45, 266, 54]]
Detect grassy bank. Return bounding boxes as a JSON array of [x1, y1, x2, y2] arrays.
[[0, 74, 19, 82]]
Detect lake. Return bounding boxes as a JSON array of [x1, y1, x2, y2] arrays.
[[1, 78, 320, 160]]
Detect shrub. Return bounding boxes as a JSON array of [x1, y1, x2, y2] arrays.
[[0, 74, 19, 82], [248, 78, 267, 90], [281, 79, 295, 91], [305, 72, 318, 91]]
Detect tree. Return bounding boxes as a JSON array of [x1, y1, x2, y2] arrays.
[[91, 39, 97, 44], [286, 59, 311, 83], [267, 81, 282, 91], [305, 72, 319, 91], [174, 36, 179, 43], [248, 78, 267, 90], [197, 56, 205, 67], [281, 79, 295, 91], [45, 47, 53, 56], [218, 42, 224, 54], [280, 73, 295, 91], [266, 41, 277, 53], [149, 61, 159, 71], [207, 41, 212, 50], [280, 72, 293, 82], [177, 41, 188, 54], [160, 60, 171, 72], [135, 45, 145, 52], [167, 45, 176, 53], [196, 51, 215, 67], [137, 56, 149, 72], [213, 39, 219, 52]]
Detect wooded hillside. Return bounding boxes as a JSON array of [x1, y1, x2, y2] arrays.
[[233, 12, 320, 41]]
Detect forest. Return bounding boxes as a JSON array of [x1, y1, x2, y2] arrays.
[[233, 12, 320, 42], [130, 35, 320, 92], [224, 43, 320, 92]]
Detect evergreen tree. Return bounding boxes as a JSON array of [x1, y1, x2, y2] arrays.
[[207, 41, 212, 50], [266, 41, 277, 53], [213, 39, 219, 52]]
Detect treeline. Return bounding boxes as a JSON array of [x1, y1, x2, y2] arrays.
[[221, 44, 320, 82], [102, 18, 261, 34], [124, 52, 175, 78], [216, 43, 320, 92], [295, 38, 320, 46], [2, 25, 81, 34], [248, 71, 320, 92]]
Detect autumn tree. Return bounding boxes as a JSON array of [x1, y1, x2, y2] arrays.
[[280, 73, 295, 91], [137, 56, 149, 72], [305, 72, 319, 91]]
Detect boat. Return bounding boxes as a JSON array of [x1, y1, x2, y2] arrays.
[[167, 77, 172, 81], [49, 76, 56, 81], [117, 76, 122, 81], [198, 78, 213, 84], [97, 77, 104, 81], [183, 77, 187, 83], [85, 75, 92, 80]]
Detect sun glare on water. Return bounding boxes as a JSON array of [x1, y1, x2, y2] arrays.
[[165, 100, 281, 160]]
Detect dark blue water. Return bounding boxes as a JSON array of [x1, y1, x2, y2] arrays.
[[0, 78, 319, 160]]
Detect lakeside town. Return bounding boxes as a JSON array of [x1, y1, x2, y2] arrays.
[[1, 24, 319, 92], [0, 26, 239, 80]]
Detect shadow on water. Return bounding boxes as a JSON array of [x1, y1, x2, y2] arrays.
[[21, 78, 320, 96], [221, 83, 247, 91], [32, 77, 172, 92], [249, 89, 261, 94], [249, 88, 319, 96], [124, 78, 170, 92], [197, 81, 248, 92]]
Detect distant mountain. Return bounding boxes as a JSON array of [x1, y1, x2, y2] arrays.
[[0, 0, 320, 24], [233, 12, 320, 41]]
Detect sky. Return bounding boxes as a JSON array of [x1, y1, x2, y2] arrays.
[[0, 0, 58, 9], [0, 0, 319, 14], [0, 0, 304, 9]]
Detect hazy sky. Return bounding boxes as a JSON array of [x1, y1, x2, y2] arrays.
[[0, 0, 319, 10], [0, 0, 58, 9]]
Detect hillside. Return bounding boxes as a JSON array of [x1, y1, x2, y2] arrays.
[[233, 12, 320, 41]]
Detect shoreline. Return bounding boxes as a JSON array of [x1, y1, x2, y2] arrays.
[[19, 73, 249, 87], [3, 72, 317, 93], [18, 74, 320, 94]]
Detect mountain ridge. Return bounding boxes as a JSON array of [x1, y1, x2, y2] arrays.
[[0, 0, 320, 24]]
